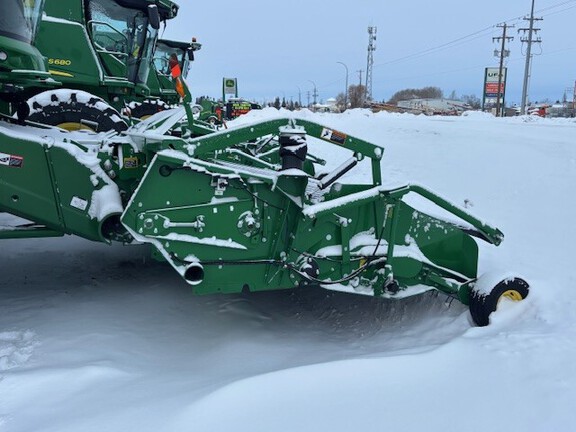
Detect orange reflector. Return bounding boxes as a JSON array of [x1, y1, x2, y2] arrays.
[[175, 77, 185, 98]]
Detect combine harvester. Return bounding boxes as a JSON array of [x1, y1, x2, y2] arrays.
[[0, 0, 528, 326], [1, 0, 202, 131]]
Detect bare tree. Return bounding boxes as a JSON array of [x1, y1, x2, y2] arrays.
[[461, 94, 481, 110], [388, 86, 443, 104], [348, 84, 366, 108], [335, 92, 347, 112]]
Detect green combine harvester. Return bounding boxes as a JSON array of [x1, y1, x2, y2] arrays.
[[0, 0, 529, 327], [147, 38, 201, 108], [1, 0, 184, 131]]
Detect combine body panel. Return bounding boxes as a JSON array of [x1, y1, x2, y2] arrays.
[[0, 0, 59, 105], [0, 122, 124, 242]]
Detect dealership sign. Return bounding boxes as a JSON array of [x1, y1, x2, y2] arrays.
[[483, 67, 507, 112], [223, 78, 238, 95]]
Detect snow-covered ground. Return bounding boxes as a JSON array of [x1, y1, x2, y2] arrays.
[[1, 109, 576, 431]]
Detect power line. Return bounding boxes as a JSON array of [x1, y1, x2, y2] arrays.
[[373, 26, 495, 68], [371, 0, 573, 70], [306, 0, 575, 99]]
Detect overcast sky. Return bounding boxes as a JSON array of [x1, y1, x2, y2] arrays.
[[162, 0, 576, 105]]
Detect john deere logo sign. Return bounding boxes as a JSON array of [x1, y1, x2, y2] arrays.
[[223, 78, 237, 95]]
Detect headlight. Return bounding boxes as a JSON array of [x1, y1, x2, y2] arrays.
[[0, 51, 8, 61]]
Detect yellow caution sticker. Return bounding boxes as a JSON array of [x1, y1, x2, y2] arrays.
[[123, 157, 139, 169]]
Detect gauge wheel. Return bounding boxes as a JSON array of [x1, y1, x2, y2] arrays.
[[127, 99, 171, 120], [26, 89, 128, 133], [469, 277, 529, 326]]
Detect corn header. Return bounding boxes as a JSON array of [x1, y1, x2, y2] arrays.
[[0, 0, 528, 327], [0, 105, 529, 326]]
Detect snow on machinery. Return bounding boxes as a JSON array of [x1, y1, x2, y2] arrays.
[[0, 104, 529, 327], [0, 4, 529, 327]]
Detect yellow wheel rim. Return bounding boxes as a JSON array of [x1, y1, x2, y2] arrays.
[[501, 290, 523, 302], [56, 122, 95, 132]]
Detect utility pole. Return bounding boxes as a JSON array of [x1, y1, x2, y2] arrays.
[[365, 26, 377, 102], [357, 70, 363, 86], [492, 23, 514, 117], [519, 0, 543, 115], [308, 80, 318, 107], [296, 86, 302, 107]]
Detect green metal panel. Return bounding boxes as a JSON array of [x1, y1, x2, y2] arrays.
[[0, 35, 47, 73], [35, 20, 102, 88], [0, 35, 57, 107], [121, 151, 297, 293], [44, 0, 84, 23], [0, 127, 62, 227], [0, 124, 121, 242]]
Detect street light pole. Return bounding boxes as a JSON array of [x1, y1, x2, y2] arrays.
[[336, 61, 349, 111], [308, 80, 318, 109]]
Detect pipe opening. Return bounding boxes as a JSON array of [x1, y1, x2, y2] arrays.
[[184, 263, 204, 285]]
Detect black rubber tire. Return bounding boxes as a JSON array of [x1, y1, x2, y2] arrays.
[[127, 99, 170, 120], [469, 277, 529, 326], [26, 90, 128, 133]]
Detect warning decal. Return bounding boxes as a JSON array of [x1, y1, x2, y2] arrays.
[[70, 196, 88, 211], [123, 157, 139, 169], [0, 152, 23, 168], [320, 128, 347, 145]]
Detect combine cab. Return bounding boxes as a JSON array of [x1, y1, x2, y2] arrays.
[[148, 38, 201, 106], [1, 0, 181, 131]]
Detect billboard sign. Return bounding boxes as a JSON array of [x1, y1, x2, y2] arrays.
[[483, 67, 507, 114]]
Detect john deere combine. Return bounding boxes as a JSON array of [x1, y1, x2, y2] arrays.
[[1, 0, 183, 131], [0, 0, 529, 327]]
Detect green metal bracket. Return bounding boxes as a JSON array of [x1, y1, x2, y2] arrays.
[[384, 184, 504, 245]]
